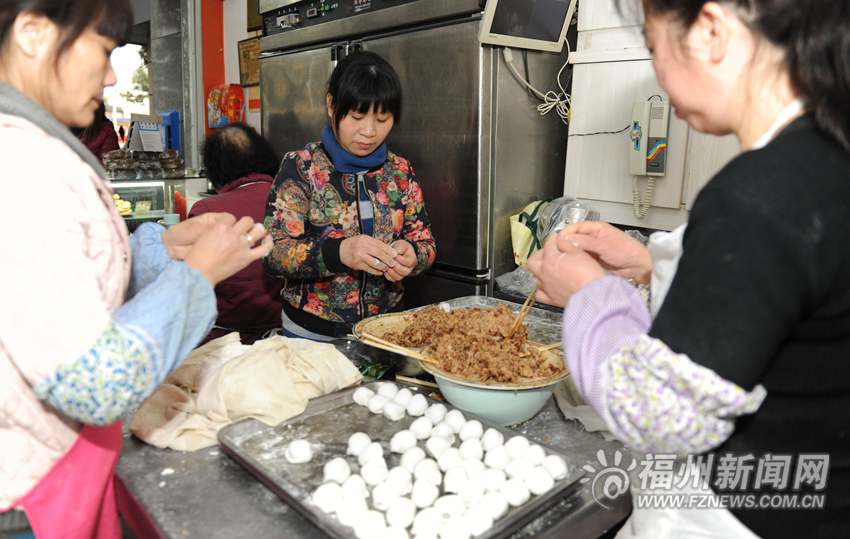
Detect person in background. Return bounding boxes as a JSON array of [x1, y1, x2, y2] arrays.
[[528, 0, 850, 537], [263, 51, 436, 340], [189, 123, 285, 344], [0, 1, 272, 537], [78, 101, 118, 161]]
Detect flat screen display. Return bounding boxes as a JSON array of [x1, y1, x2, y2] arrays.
[[488, 0, 571, 43]]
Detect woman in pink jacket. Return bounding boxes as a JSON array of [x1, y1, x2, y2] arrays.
[[0, 1, 272, 537]]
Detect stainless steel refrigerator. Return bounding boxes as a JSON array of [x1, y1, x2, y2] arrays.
[[259, 0, 568, 307]]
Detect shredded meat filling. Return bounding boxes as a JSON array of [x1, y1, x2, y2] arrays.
[[383, 305, 560, 384]]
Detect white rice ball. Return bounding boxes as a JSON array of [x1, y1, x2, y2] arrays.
[[542, 454, 568, 480], [323, 457, 351, 484], [500, 478, 530, 507], [413, 458, 442, 486], [347, 432, 372, 457], [394, 387, 414, 407], [458, 439, 483, 462], [284, 439, 312, 464], [386, 496, 417, 529], [425, 436, 452, 459], [458, 420, 483, 442], [368, 394, 390, 414], [410, 416, 434, 440], [525, 466, 555, 496], [401, 446, 426, 474], [362, 458, 389, 486], [425, 403, 447, 424], [312, 482, 344, 514], [504, 436, 530, 461], [353, 386, 375, 406], [411, 479, 439, 509], [444, 410, 466, 434], [481, 428, 504, 452], [406, 394, 429, 417], [358, 442, 384, 466], [390, 430, 417, 454], [484, 445, 509, 470], [377, 382, 400, 399]]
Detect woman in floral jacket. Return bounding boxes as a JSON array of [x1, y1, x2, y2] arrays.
[[264, 51, 436, 339]]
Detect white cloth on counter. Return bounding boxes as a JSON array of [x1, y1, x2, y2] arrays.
[[129, 333, 361, 451], [553, 378, 616, 441]]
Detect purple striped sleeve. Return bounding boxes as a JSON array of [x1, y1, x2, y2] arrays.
[[562, 275, 651, 413]]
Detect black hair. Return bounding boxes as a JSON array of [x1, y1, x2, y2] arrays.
[[202, 123, 281, 190], [326, 50, 403, 130], [0, 0, 133, 60], [624, 0, 850, 152]]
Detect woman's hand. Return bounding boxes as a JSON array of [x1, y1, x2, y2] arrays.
[[558, 221, 652, 284], [383, 240, 417, 282], [183, 217, 273, 286], [526, 235, 606, 308], [161, 212, 236, 260], [340, 235, 398, 276]]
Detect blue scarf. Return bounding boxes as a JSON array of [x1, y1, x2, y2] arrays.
[[321, 125, 387, 173]]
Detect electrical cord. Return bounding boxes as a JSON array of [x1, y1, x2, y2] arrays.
[[502, 45, 573, 125], [569, 124, 630, 137]]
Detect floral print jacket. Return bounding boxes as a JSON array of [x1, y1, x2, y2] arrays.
[[263, 142, 437, 328]]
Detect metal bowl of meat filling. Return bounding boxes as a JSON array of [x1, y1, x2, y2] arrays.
[[353, 304, 569, 426]]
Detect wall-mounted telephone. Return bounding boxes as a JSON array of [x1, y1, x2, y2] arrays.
[[628, 98, 670, 218]]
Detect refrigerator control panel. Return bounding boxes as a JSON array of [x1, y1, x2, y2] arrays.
[[263, 0, 420, 36]]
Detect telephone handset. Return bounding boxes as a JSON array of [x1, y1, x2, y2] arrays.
[[629, 98, 671, 218]]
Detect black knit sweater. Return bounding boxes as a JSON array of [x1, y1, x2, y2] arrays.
[[649, 115, 850, 537]]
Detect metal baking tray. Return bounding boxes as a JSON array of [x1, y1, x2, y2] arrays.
[[218, 382, 584, 539]]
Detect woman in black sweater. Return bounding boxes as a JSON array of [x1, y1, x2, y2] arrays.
[[528, 1, 850, 537]]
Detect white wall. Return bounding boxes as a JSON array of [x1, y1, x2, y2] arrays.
[[223, 0, 262, 131], [563, 0, 739, 230]]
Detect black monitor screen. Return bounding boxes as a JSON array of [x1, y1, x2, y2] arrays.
[[489, 0, 571, 43]]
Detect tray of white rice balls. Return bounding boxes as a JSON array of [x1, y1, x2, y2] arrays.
[[218, 381, 584, 539]]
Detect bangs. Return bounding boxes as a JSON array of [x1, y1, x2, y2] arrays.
[[329, 51, 403, 128], [93, 0, 133, 46]]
